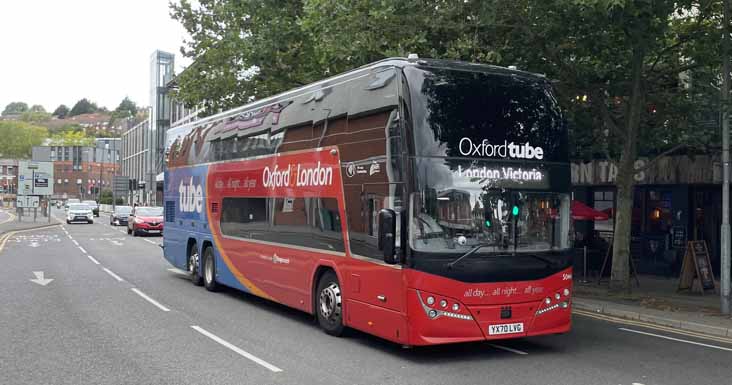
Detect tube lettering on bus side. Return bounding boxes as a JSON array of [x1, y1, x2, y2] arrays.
[[179, 177, 203, 213]]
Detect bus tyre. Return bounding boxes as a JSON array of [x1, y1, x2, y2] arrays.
[[188, 245, 203, 286], [203, 246, 219, 292], [316, 271, 344, 336]]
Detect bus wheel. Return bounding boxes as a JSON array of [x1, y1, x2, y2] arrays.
[[316, 271, 344, 336], [203, 246, 219, 292], [188, 244, 203, 286]]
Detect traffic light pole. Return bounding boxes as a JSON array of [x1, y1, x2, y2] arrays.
[[722, 0, 731, 315]]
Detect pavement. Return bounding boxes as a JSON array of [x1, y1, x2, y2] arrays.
[[574, 276, 732, 338], [0, 207, 731, 385]]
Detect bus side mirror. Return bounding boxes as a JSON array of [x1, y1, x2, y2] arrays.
[[378, 208, 398, 264]]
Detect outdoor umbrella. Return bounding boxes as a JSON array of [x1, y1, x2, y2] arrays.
[[571, 200, 609, 221]]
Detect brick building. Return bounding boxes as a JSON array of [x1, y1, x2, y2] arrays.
[[0, 159, 19, 199], [32, 139, 120, 200]]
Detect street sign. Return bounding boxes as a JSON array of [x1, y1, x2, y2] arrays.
[[16, 195, 40, 208], [18, 161, 53, 196]]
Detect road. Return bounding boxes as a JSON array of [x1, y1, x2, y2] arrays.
[[0, 207, 730, 385]]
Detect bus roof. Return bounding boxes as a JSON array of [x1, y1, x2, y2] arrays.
[[167, 57, 547, 137]]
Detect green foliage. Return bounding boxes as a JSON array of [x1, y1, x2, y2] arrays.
[[69, 98, 99, 117], [19, 110, 51, 123], [53, 104, 70, 118], [2, 101, 29, 116], [0, 121, 48, 158], [48, 130, 95, 146], [112, 97, 138, 119]]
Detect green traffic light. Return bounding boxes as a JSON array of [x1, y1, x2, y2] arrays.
[[484, 220, 491, 227], [512, 205, 519, 216]]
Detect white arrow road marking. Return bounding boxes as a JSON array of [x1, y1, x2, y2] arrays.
[[29, 271, 53, 286], [190, 326, 283, 372], [619, 328, 732, 352]]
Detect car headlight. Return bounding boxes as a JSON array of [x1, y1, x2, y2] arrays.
[[134, 218, 144, 224]]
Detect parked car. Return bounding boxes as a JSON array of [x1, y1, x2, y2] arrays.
[[127, 206, 164, 236], [82, 200, 100, 217], [110, 205, 132, 226], [65, 198, 80, 211], [66, 203, 94, 224]]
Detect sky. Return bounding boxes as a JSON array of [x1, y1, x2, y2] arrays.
[[0, 0, 191, 113]]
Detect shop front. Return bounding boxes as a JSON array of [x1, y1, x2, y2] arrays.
[[571, 155, 727, 277]]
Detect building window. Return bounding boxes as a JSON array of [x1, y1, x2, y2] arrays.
[[593, 190, 614, 233]]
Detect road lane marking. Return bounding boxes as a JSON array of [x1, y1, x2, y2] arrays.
[[0, 225, 62, 254], [102, 268, 124, 282], [190, 325, 283, 372], [487, 343, 528, 355], [78, 246, 87, 254], [619, 327, 732, 352], [574, 309, 732, 344], [87, 255, 100, 265], [72, 240, 79, 246], [144, 239, 158, 245], [131, 288, 170, 312], [167, 268, 188, 275], [0, 210, 16, 225]]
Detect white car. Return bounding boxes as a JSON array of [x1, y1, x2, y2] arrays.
[[66, 203, 94, 224]]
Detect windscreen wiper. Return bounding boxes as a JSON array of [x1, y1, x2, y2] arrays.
[[447, 249, 556, 270], [446, 243, 495, 270]]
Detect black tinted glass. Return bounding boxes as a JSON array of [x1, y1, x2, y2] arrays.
[[406, 67, 567, 162], [221, 197, 344, 252]]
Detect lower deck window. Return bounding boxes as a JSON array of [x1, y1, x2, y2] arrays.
[[221, 197, 344, 252]]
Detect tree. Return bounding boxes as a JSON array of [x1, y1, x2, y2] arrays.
[[113, 97, 138, 118], [53, 104, 70, 118], [2, 101, 29, 116], [29, 105, 46, 113], [69, 98, 99, 116], [48, 130, 95, 146], [480, 0, 720, 292], [0, 121, 48, 158], [19, 110, 51, 123]]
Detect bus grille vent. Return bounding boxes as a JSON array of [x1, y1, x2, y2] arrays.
[[165, 201, 175, 222], [211, 202, 219, 214]]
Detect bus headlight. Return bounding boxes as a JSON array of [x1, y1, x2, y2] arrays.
[[563, 288, 570, 296], [554, 293, 561, 300], [452, 303, 459, 311], [439, 299, 447, 308], [426, 296, 435, 305], [545, 297, 551, 305]]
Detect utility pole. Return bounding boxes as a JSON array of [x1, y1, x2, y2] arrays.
[[722, 0, 731, 315]]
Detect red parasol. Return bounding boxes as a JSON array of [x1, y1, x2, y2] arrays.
[[571, 200, 609, 221]]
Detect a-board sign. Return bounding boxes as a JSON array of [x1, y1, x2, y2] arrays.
[[16, 195, 40, 208], [678, 240, 716, 294], [671, 226, 686, 248]]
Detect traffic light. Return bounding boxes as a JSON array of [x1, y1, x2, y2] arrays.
[[511, 205, 520, 216], [484, 209, 493, 228], [129, 179, 137, 191]]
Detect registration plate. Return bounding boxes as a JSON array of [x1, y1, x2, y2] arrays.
[[488, 322, 524, 335], [147, 230, 160, 233]]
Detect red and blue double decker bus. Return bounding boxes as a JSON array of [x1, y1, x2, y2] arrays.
[[163, 57, 573, 346]]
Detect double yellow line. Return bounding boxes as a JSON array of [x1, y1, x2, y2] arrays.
[[573, 308, 732, 345], [0, 224, 61, 254]]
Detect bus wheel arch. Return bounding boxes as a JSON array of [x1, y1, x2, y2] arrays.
[[187, 238, 203, 286], [314, 267, 345, 336]]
